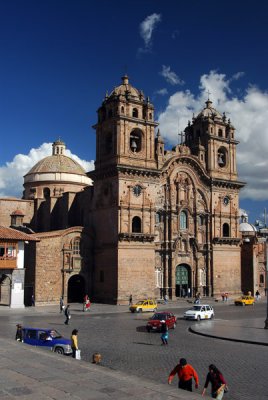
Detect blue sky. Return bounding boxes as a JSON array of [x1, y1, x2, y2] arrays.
[[1, 0, 268, 223]]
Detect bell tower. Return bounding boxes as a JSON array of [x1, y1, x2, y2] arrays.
[[184, 99, 238, 181], [185, 99, 244, 296], [90, 76, 160, 304], [93, 74, 158, 172]]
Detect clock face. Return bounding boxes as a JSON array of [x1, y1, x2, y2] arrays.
[[133, 185, 142, 197], [223, 196, 229, 206]]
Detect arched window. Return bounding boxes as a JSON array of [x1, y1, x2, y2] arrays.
[[43, 188, 50, 199], [72, 238, 80, 255], [130, 129, 142, 153], [121, 106, 124, 114], [149, 113, 152, 120], [223, 223, 229, 237], [132, 108, 138, 118], [198, 215, 204, 226], [132, 216, 141, 233], [218, 147, 227, 167], [180, 211, 187, 230], [260, 274, 264, 284], [218, 129, 223, 137], [155, 212, 161, 224]]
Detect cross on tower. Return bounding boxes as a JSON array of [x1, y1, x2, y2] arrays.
[[206, 90, 211, 100], [178, 131, 185, 144]]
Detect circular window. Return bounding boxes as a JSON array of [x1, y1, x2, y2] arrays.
[[223, 196, 229, 206], [133, 185, 142, 197]]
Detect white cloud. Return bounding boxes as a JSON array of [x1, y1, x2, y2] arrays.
[[157, 70, 268, 201], [155, 88, 168, 96], [139, 13, 161, 51], [0, 142, 94, 198], [160, 65, 184, 86]]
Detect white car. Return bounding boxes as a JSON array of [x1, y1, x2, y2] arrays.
[[184, 304, 214, 321]]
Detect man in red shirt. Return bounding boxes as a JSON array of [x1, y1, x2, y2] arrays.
[[168, 358, 199, 392]]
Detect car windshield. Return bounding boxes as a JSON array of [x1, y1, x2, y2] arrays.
[[190, 306, 202, 311], [151, 313, 166, 320], [136, 301, 144, 305]]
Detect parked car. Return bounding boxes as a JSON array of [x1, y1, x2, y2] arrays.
[[146, 311, 177, 332], [129, 299, 157, 313], [234, 295, 255, 306], [21, 327, 72, 355], [184, 304, 214, 321]]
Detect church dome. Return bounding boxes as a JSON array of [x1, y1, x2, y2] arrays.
[[27, 154, 86, 175], [239, 222, 257, 233], [23, 140, 92, 200], [108, 75, 145, 101], [196, 99, 223, 120]]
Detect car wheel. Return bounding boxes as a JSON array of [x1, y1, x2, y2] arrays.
[[54, 347, 64, 355], [197, 315, 201, 321], [146, 327, 151, 333], [210, 314, 214, 319], [138, 308, 142, 313], [130, 310, 135, 313]]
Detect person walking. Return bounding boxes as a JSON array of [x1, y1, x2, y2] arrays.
[[71, 329, 79, 358], [160, 320, 169, 345], [83, 295, 91, 312], [31, 294, 35, 306], [168, 358, 199, 392], [15, 324, 23, 342], [255, 290, 260, 300], [60, 296, 64, 313], [64, 305, 71, 325], [129, 294, 133, 306], [202, 364, 227, 399], [164, 294, 168, 304]]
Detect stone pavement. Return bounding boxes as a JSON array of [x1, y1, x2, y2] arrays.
[[0, 337, 201, 400], [1, 299, 268, 399]]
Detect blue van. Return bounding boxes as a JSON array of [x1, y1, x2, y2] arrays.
[[22, 327, 72, 355]]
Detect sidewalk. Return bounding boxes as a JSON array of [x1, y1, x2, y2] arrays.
[[190, 317, 268, 346], [0, 337, 201, 400]]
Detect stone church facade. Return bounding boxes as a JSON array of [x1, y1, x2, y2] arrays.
[[0, 75, 245, 305]]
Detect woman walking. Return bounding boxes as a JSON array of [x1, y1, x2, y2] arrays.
[[202, 364, 227, 399], [71, 329, 79, 358]]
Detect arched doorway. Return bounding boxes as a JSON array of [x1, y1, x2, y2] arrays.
[[175, 264, 191, 297], [67, 274, 85, 303], [0, 274, 11, 305]]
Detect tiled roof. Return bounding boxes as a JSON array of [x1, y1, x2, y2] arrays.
[[25, 155, 87, 175], [0, 227, 39, 241], [34, 226, 83, 239], [11, 209, 24, 216]]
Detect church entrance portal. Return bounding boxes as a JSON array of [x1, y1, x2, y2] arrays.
[[175, 265, 191, 297], [67, 274, 85, 303]]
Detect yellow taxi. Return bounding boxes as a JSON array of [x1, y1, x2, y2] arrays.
[[129, 299, 158, 313], [234, 295, 255, 306]]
